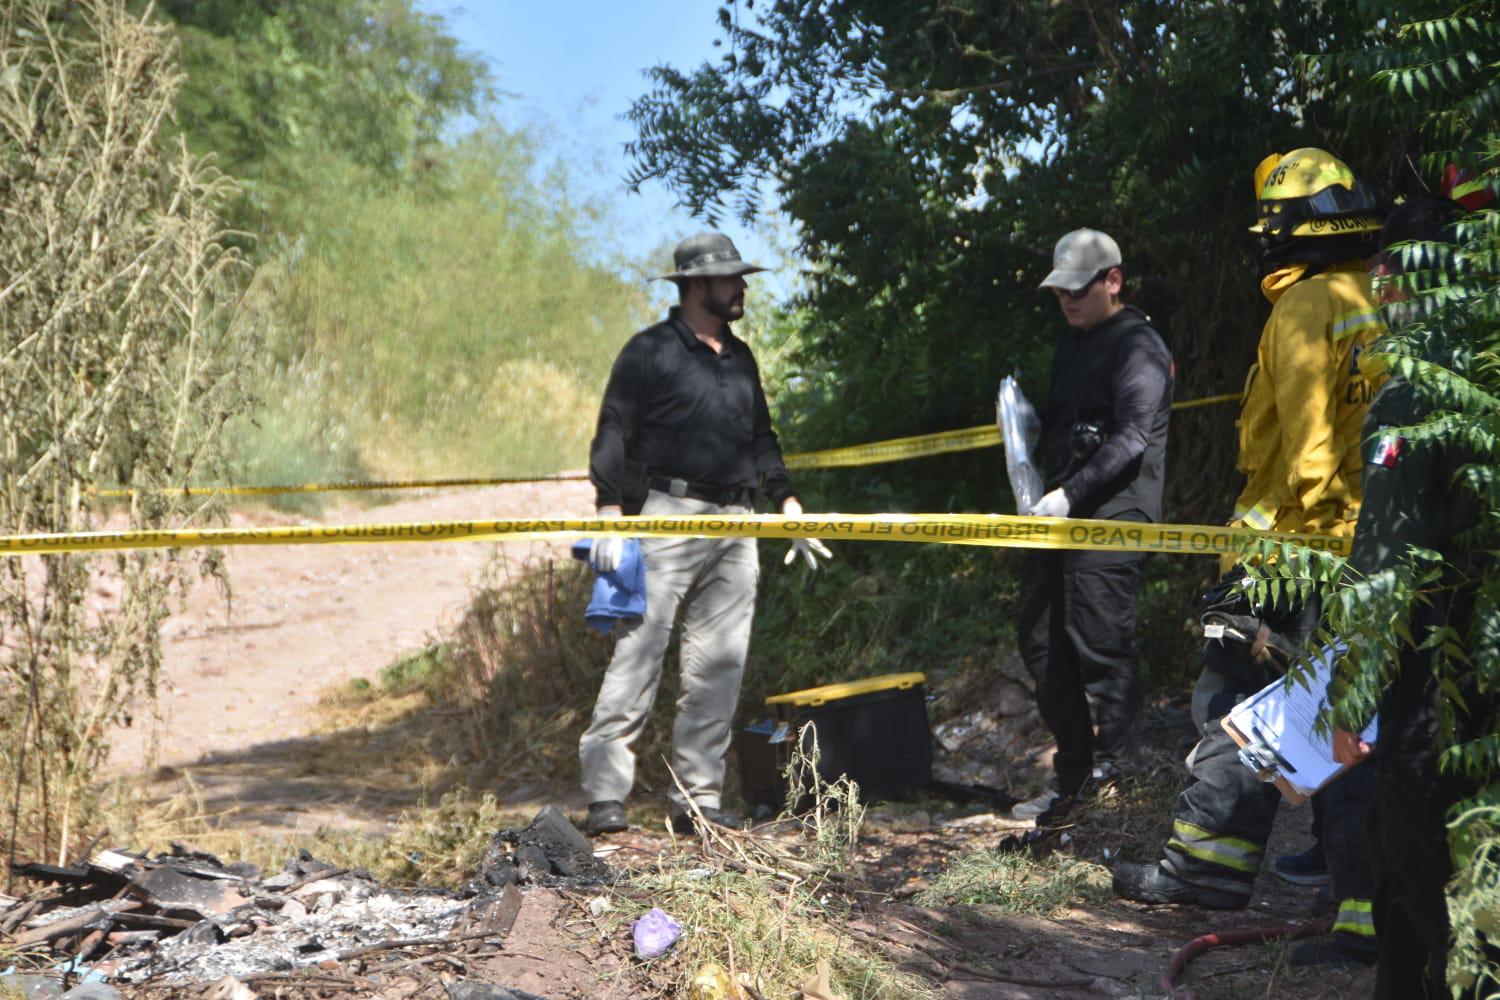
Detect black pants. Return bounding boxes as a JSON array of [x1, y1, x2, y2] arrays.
[[1160, 584, 1321, 897], [1018, 548, 1145, 789], [1321, 757, 1378, 943], [1370, 769, 1452, 998], [1371, 677, 1482, 999]]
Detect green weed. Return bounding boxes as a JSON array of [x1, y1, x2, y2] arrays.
[[918, 850, 1111, 915], [377, 645, 451, 696]]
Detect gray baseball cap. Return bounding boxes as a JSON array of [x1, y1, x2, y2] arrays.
[[655, 232, 767, 281], [1038, 228, 1122, 291]]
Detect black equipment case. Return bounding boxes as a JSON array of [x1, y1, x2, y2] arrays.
[[735, 672, 932, 810]]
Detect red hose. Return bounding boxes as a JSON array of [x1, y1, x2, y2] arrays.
[[1160, 914, 1332, 999]]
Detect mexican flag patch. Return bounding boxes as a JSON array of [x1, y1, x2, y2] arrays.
[[1370, 432, 1405, 468]]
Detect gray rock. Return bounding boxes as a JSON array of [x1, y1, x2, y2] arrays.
[[445, 982, 547, 1000], [522, 805, 598, 878], [514, 844, 550, 884], [0, 975, 64, 1000], [59, 986, 122, 1000]]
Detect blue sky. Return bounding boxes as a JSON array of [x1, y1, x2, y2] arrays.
[[417, 1, 785, 288]]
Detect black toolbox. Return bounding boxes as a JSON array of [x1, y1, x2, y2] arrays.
[[735, 672, 932, 810]]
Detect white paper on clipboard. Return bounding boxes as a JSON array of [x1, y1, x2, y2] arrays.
[[1222, 642, 1378, 803]]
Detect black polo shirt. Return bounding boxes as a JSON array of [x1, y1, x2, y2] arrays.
[[588, 308, 795, 509]]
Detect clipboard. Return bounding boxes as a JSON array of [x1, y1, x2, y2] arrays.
[[1219, 642, 1377, 805], [1221, 712, 1315, 805]]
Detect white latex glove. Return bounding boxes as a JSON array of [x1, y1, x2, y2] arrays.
[[781, 498, 833, 570], [1027, 488, 1071, 518], [591, 535, 625, 574]]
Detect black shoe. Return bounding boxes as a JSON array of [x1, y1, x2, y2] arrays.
[[1090, 750, 1142, 784], [585, 800, 627, 836], [1009, 786, 1065, 822], [670, 806, 745, 835], [1010, 774, 1089, 822], [1111, 862, 1248, 910], [1090, 762, 1125, 785], [1273, 844, 1331, 886], [1289, 935, 1378, 968]]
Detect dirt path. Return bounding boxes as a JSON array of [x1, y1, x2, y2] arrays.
[[106, 479, 593, 820]]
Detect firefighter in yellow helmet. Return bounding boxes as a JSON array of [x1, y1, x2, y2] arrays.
[[1232, 148, 1387, 540], [1114, 149, 1388, 964]]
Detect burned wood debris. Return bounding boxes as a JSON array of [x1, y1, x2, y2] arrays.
[[474, 806, 610, 890], [1, 808, 608, 995]]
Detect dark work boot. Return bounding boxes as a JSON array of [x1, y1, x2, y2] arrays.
[[1111, 862, 1248, 910], [585, 800, 627, 836]]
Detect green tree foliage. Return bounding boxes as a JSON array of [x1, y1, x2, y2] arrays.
[[627, 1, 1415, 521], [0, 0, 258, 861], [624, 2, 1433, 694], [153, 0, 492, 228], [143, 1, 653, 485]]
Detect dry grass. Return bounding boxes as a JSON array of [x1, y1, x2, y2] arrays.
[[311, 556, 674, 799], [100, 769, 530, 888], [603, 753, 938, 1000], [297, 790, 520, 887], [620, 859, 938, 1000], [92, 773, 268, 876], [1069, 747, 1186, 862]]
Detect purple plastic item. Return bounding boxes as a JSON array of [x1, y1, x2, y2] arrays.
[[632, 907, 683, 959]]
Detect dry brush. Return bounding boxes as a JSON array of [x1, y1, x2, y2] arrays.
[[0, 0, 258, 867]]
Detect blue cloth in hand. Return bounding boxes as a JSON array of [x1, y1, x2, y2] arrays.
[[570, 539, 646, 634]]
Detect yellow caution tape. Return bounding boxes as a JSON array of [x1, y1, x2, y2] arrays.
[[785, 391, 1239, 469], [0, 512, 1348, 558], [90, 473, 589, 499], [1168, 392, 1241, 411], [785, 425, 1002, 470], [88, 391, 1241, 497]]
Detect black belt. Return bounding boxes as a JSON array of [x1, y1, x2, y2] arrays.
[[647, 476, 755, 506]]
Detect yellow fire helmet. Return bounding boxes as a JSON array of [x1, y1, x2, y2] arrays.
[[1249, 148, 1384, 238]]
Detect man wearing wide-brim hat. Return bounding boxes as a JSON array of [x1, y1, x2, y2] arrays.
[[579, 232, 832, 837]]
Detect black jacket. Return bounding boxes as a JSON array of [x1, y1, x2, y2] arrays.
[[588, 310, 794, 510], [1037, 305, 1174, 521], [1350, 377, 1489, 754]]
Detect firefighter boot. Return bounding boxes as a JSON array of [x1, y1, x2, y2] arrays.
[[1112, 862, 1248, 910]]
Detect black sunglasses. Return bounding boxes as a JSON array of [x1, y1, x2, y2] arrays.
[[1055, 269, 1111, 300]]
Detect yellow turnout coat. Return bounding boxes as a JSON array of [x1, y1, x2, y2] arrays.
[[1229, 261, 1386, 547]]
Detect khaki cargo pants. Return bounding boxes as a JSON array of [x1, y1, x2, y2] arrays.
[[579, 489, 759, 810]]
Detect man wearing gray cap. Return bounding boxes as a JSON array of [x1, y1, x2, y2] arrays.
[[1011, 228, 1174, 823], [580, 232, 831, 837]]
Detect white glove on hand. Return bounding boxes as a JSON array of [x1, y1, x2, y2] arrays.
[[591, 535, 625, 573], [781, 498, 833, 571], [1027, 488, 1071, 518], [786, 536, 834, 570]]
